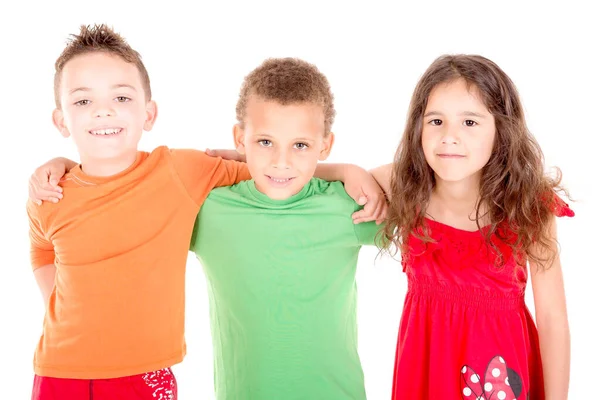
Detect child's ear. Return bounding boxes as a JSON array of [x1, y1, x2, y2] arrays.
[[318, 132, 335, 161], [233, 124, 246, 155], [52, 109, 70, 138], [143, 100, 158, 131]]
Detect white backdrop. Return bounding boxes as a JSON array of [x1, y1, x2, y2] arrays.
[[0, 1, 597, 398]]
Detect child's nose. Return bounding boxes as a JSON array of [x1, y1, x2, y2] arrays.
[[93, 102, 115, 118], [272, 149, 292, 169], [440, 125, 460, 145]]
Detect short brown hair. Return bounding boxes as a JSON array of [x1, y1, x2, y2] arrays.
[[54, 24, 151, 108], [236, 58, 335, 135]]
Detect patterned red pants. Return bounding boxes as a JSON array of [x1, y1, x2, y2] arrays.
[[32, 368, 177, 400]]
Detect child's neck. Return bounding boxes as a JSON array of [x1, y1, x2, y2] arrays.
[[80, 152, 138, 177], [428, 178, 487, 230]]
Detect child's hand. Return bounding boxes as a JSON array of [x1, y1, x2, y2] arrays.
[[344, 165, 388, 225], [28, 158, 72, 205], [205, 149, 246, 163]]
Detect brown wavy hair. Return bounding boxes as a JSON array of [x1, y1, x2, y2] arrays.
[[384, 54, 567, 272]]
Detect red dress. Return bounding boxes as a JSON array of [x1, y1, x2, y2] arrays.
[[392, 200, 573, 400]]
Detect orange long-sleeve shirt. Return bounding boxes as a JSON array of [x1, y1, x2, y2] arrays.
[[26, 146, 250, 379]]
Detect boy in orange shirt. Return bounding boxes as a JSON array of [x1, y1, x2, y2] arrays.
[[27, 24, 385, 399]]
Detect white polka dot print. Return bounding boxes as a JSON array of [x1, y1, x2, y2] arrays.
[[492, 368, 501, 377], [497, 390, 506, 399], [463, 387, 472, 396]]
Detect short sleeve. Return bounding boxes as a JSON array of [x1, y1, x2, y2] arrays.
[[26, 200, 55, 270], [551, 194, 574, 218], [353, 220, 382, 246], [170, 149, 251, 205]]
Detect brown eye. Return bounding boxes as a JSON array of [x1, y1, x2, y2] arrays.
[[258, 140, 272, 147], [294, 143, 308, 150], [429, 119, 442, 126], [464, 119, 477, 127], [75, 100, 90, 106]]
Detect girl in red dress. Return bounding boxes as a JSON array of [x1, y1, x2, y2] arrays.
[[372, 55, 573, 399]]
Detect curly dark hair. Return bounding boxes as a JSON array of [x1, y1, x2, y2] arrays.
[[236, 58, 335, 135]]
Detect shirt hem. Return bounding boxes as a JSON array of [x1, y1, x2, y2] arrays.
[[34, 353, 184, 379]]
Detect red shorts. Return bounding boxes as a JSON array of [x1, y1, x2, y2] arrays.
[[31, 368, 177, 400]]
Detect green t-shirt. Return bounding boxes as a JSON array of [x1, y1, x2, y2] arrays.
[[190, 178, 380, 400]]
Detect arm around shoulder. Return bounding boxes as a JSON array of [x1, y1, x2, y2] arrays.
[[169, 148, 251, 205], [369, 163, 392, 197]]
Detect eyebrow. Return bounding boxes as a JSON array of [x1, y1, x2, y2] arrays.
[[68, 84, 138, 95], [255, 133, 317, 142], [423, 110, 488, 118]]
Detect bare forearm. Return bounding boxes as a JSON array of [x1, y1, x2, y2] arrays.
[[33, 264, 56, 307], [314, 163, 354, 182], [538, 314, 570, 398], [369, 163, 392, 196]]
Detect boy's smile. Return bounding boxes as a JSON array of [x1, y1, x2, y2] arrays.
[[88, 127, 124, 136]]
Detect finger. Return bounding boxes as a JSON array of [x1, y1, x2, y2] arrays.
[[29, 178, 41, 202], [352, 209, 365, 220], [352, 195, 377, 220], [353, 215, 375, 224], [370, 202, 384, 225], [48, 166, 67, 188], [374, 199, 387, 219], [355, 195, 367, 206], [30, 173, 42, 188], [361, 196, 377, 216], [353, 199, 387, 224], [33, 195, 61, 204], [34, 184, 63, 195], [352, 209, 375, 224], [34, 190, 64, 202], [205, 149, 241, 161], [49, 177, 62, 189], [375, 203, 388, 225], [376, 203, 389, 225], [40, 184, 63, 194]]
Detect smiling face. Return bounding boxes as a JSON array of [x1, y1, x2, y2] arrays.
[[421, 78, 496, 186], [234, 96, 334, 200], [52, 52, 157, 170]]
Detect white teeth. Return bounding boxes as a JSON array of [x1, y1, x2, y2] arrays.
[[90, 128, 121, 135], [271, 177, 290, 183]]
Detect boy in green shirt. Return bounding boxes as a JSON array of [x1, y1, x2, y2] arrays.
[[190, 58, 381, 399]]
